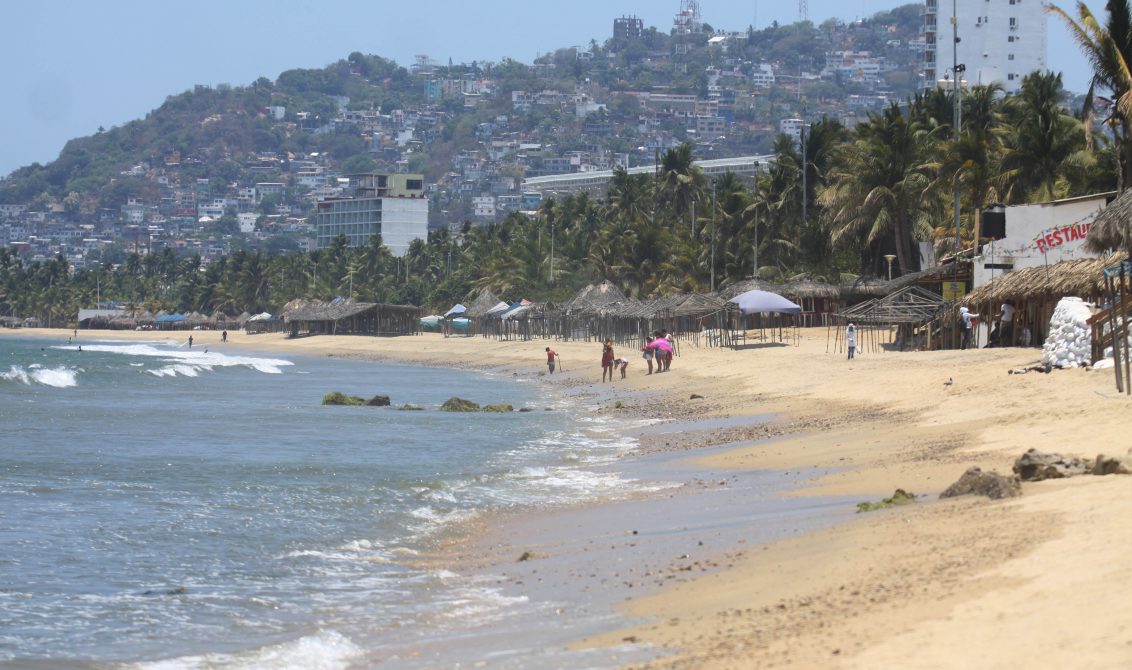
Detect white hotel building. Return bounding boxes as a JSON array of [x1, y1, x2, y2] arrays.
[[923, 0, 1047, 93]]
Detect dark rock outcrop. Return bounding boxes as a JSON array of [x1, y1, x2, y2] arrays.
[[365, 395, 391, 407], [482, 404, 514, 412], [939, 467, 1022, 500], [1012, 449, 1091, 481], [440, 397, 480, 412]]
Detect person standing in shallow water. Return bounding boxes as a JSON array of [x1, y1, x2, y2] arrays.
[[545, 346, 557, 374], [601, 338, 615, 383], [846, 323, 857, 360]]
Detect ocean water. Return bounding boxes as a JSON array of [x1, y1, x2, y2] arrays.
[[0, 336, 664, 669]]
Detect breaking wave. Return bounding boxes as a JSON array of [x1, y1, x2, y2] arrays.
[[1, 364, 78, 388]]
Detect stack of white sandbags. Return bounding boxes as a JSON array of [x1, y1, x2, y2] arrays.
[[1042, 297, 1094, 368]]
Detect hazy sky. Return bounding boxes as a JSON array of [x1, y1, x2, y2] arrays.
[[0, 0, 1104, 177]]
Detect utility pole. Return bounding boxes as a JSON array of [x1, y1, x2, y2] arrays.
[[752, 162, 761, 278], [951, 0, 963, 258], [710, 180, 717, 292], [800, 122, 807, 228]]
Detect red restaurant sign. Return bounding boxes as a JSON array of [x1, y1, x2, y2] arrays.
[[1033, 221, 1092, 254]]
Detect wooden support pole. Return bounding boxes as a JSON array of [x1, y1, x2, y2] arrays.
[[1106, 273, 1124, 393], [1118, 265, 1127, 391]]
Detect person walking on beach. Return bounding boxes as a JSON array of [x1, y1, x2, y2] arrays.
[[663, 330, 674, 372], [545, 346, 558, 374], [846, 323, 857, 360], [642, 334, 655, 375], [601, 338, 615, 383], [188, 335, 194, 349], [221, 330, 228, 343], [959, 307, 978, 350]]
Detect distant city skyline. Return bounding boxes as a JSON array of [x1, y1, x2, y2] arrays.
[[0, 0, 1105, 177]]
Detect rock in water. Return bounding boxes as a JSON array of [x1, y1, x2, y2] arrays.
[[939, 467, 1022, 500], [482, 404, 514, 412], [365, 394, 391, 406], [440, 397, 480, 412], [323, 391, 365, 406]]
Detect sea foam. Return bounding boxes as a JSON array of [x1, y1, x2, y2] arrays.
[[131, 630, 362, 670], [68, 342, 293, 377], [1, 365, 78, 388]]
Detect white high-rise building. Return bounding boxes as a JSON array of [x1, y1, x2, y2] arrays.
[[922, 0, 1047, 94]]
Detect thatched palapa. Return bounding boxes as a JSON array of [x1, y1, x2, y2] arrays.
[[1085, 189, 1129, 254], [965, 254, 1124, 305], [283, 299, 421, 337]]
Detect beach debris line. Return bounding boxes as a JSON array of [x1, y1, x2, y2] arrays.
[[856, 489, 917, 513], [939, 467, 1022, 500]]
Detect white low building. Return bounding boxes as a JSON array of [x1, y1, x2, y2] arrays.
[[971, 192, 1116, 293]]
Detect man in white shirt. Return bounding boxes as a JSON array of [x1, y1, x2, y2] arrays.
[[999, 302, 1015, 346]]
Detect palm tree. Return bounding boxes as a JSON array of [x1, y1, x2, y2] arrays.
[[658, 143, 707, 222], [1050, 0, 1132, 189], [604, 167, 653, 226], [821, 103, 932, 276], [999, 71, 1091, 203]]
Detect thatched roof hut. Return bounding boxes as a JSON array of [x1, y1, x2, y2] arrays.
[[561, 281, 628, 315], [779, 278, 839, 301], [671, 293, 728, 317], [283, 299, 421, 336], [887, 262, 968, 293], [839, 275, 890, 300], [1085, 189, 1129, 254], [965, 254, 1125, 305], [717, 278, 777, 300], [463, 288, 502, 318]]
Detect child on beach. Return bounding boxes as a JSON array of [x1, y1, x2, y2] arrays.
[[617, 357, 630, 379], [846, 323, 857, 360], [642, 336, 655, 375], [601, 339, 615, 383]]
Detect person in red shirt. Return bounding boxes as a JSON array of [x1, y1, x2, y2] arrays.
[[545, 346, 558, 374]]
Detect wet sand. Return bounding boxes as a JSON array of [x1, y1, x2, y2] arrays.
[[8, 326, 1132, 668]]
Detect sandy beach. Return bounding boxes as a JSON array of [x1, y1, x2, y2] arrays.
[[7, 325, 1132, 668]]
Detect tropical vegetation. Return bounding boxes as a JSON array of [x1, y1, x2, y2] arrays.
[[0, 66, 1119, 324]]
